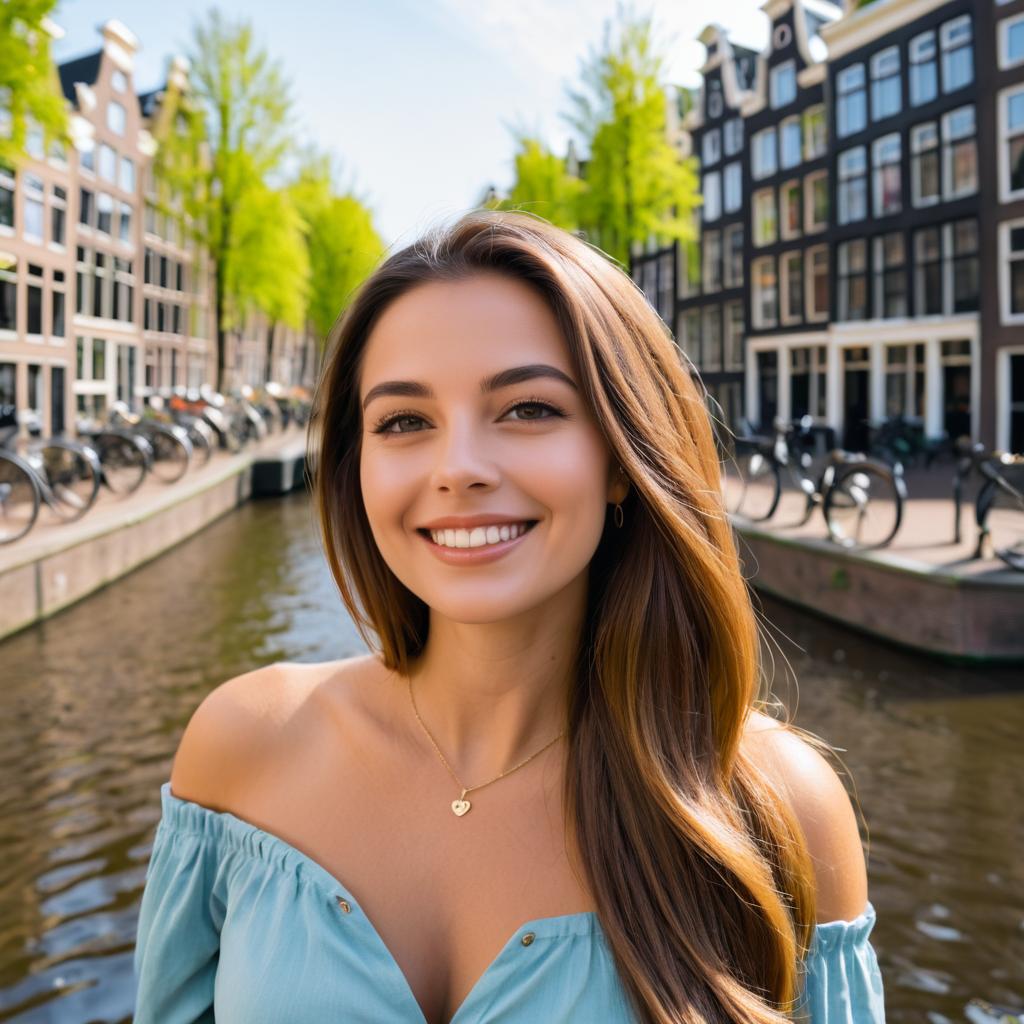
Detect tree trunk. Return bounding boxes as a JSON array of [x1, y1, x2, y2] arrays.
[[265, 320, 277, 386]]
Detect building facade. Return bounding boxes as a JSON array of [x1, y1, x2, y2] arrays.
[[632, 0, 1024, 453]]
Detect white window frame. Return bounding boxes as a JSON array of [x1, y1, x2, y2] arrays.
[[805, 244, 829, 322], [752, 255, 778, 329], [702, 305, 723, 371], [941, 104, 977, 200], [770, 60, 797, 110], [838, 145, 867, 224], [779, 250, 803, 326], [940, 15, 973, 94], [752, 127, 778, 180], [872, 133, 902, 218], [780, 178, 802, 241], [803, 104, 827, 160], [909, 30, 938, 107], [723, 161, 742, 214], [999, 216, 1024, 325], [703, 171, 722, 222], [836, 62, 867, 138], [911, 122, 940, 208], [998, 83, 1024, 204], [1000, 12, 1024, 71], [804, 169, 828, 233], [780, 115, 802, 170], [723, 299, 745, 371], [873, 232, 908, 319], [702, 128, 721, 167], [703, 229, 722, 294], [723, 224, 744, 289], [870, 45, 902, 122], [724, 117, 743, 156], [22, 173, 45, 243], [107, 100, 126, 136], [753, 188, 777, 247]]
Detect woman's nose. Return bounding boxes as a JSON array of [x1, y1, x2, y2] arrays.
[[427, 415, 501, 492]]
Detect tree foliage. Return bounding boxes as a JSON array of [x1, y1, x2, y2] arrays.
[[0, 0, 67, 168]]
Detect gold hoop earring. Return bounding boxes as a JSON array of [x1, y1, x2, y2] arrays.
[[613, 503, 624, 528]]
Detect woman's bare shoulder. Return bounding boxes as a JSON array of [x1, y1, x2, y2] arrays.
[[168, 654, 381, 811]]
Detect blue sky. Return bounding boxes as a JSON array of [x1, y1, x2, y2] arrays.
[[51, 0, 768, 249]]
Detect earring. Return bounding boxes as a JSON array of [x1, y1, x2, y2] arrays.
[[613, 502, 624, 528]]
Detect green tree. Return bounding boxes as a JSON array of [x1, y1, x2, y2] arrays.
[[180, 9, 301, 392], [288, 148, 384, 345], [486, 133, 585, 231], [0, 0, 67, 167], [562, 2, 700, 267]]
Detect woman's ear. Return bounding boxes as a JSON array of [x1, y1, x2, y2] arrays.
[[608, 463, 630, 504]]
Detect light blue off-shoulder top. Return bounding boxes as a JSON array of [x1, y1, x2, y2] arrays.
[[133, 782, 886, 1023]]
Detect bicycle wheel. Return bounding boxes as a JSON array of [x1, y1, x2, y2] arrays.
[[148, 428, 192, 483], [724, 448, 781, 521], [38, 442, 102, 521], [823, 462, 904, 548], [0, 454, 41, 543], [95, 431, 148, 494]]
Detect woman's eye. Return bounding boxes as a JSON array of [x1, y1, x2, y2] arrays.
[[374, 414, 425, 434], [503, 401, 561, 421]]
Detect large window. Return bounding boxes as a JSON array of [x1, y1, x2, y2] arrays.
[[724, 224, 744, 288], [780, 116, 802, 169], [837, 63, 867, 138], [804, 170, 828, 233], [1000, 220, 1024, 322], [753, 188, 777, 247], [703, 172, 721, 222], [723, 161, 742, 213], [942, 105, 977, 199], [873, 133, 902, 217], [752, 256, 778, 328], [949, 218, 979, 313], [752, 128, 778, 180], [107, 100, 126, 135], [838, 146, 867, 224], [1000, 13, 1024, 70], [871, 46, 902, 121], [780, 180, 801, 241], [806, 245, 829, 321], [780, 250, 803, 325], [99, 143, 117, 183], [909, 30, 938, 107], [999, 84, 1024, 202], [803, 105, 827, 160], [837, 239, 868, 321], [22, 173, 44, 241], [770, 60, 797, 109], [941, 15, 973, 93], [914, 226, 943, 315], [911, 122, 940, 207], [916, 221, 979, 315], [724, 117, 743, 156], [703, 230, 722, 293], [702, 128, 721, 167], [874, 232, 908, 318]]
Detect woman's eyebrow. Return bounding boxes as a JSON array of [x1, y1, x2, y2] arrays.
[[361, 364, 578, 411]]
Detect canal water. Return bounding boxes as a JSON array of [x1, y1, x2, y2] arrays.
[[0, 490, 1021, 1023]]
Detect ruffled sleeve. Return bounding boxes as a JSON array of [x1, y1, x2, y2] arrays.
[[132, 784, 229, 1024], [795, 901, 886, 1023]]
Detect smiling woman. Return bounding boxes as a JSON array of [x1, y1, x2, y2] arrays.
[[133, 210, 885, 1024]]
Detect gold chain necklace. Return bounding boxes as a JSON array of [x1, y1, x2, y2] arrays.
[[406, 676, 566, 817]]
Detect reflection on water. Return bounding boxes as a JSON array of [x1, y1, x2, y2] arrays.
[[0, 490, 1020, 1022]]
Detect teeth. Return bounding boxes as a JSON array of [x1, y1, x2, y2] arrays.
[[429, 522, 532, 548]]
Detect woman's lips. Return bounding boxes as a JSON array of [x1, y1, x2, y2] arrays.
[[418, 520, 539, 564]]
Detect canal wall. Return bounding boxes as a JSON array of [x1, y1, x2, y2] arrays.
[[0, 432, 308, 643]]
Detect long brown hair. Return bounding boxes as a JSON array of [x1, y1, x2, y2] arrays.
[[309, 210, 820, 1022]]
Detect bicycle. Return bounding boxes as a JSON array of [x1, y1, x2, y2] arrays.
[[108, 401, 194, 483], [953, 438, 1024, 568], [724, 415, 907, 549]]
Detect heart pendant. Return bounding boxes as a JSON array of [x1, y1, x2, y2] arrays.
[[451, 799, 471, 816]]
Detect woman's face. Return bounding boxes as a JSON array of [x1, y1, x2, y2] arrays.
[[358, 271, 628, 624]]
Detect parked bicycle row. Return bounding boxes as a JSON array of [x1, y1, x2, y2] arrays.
[[721, 414, 1024, 572], [0, 382, 312, 546]]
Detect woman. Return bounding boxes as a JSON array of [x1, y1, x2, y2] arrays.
[[133, 210, 885, 1023]]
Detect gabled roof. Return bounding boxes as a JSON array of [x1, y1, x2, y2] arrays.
[[57, 50, 102, 105], [137, 87, 165, 118]]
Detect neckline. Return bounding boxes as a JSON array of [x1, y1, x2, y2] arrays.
[[160, 782, 598, 1024]]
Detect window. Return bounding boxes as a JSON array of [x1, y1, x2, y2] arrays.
[[752, 128, 777, 180], [1001, 14, 1024, 70], [25, 119, 44, 160], [0, 164, 13, 229], [752, 256, 778, 328], [724, 224, 744, 288], [113, 255, 134, 324], [911, 123, 940, 206], [803, 105, 827, 160], [121, 156, 135, 193], [806, 245, 829, 321], [780, 251, 803, 324], [93, 252, 107, 317], [79, 188, 94, 229], [884, 343, 927, 419], [52, 287, 65, 337], [107, 100, 126, 135], [837, 239, 868, 320], [702, 129, 721, 167], [871, 46, 902, 121], [702, 307, 722, 370], [1001, 220, 1024, 322], [26, 262, 42, 334], [780, 116, 801, 169], [910, 30, 938, 107], [23, 173, 44, 241], [724, 162, 742, 213], [111, 69, 127, 93], [941, 15, 973, 93], [753, 188, 777, 247], [780, 180, 801, 240], [99, 143, 117, 182], [724, 301, 744, 370], [915, 226, 943, 314], [999, 84, 1024, 201], [790, 346, 828, 419], [872, 134, 902, 217], [770, 60, 797, 109], [708, 84, 724, 119], [942, 105, 977, 199], [97, 192, 113, 235], [837, 63, 867, 138], [703, 172, 721, 222], [79, 143, 95, 174], [949, 218, 979, 313], [874, 232, 907, 318], [677, 308, 701, 362], [724, 118, 743, 156], [703, 231, 722, 294], [51, 185, 66, 246], [804, 170, 828, 232], [838, 146, 867, 223], [0, 254, 15, 330], [118, 202, 133, 243]]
